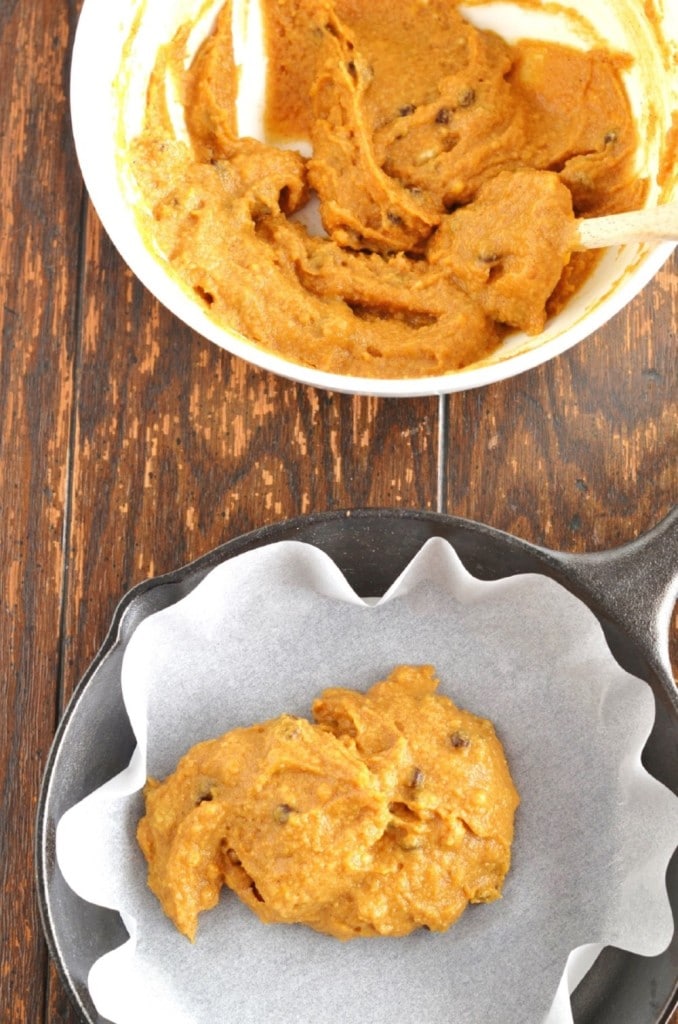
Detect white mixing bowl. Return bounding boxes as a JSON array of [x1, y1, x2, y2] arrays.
[[70, 0, 677, 396]]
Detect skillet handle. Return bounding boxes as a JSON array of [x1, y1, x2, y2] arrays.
[[550, 506, 678, 694]]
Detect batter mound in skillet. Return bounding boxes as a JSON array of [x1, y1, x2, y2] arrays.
[[138, 665, 520, 940]]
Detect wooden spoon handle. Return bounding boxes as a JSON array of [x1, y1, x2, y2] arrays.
[[575, 202, 678, 250]]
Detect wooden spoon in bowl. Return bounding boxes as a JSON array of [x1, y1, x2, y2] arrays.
[[575, 201, 678, 250]]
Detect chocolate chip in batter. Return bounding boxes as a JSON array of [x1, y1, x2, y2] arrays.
[[450, 731, 470, 749], [250, 883, 265, 903], [274, 803, 295, 824]]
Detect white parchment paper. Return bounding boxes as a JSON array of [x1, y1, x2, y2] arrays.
[[56, 539, 678, 1024]]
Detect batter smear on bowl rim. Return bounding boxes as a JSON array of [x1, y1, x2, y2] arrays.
[[129, 0, 645, 378]]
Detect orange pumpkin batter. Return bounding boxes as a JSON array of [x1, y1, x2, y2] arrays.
[[137, 666, 520, 941], [129, 0, 644, 377]]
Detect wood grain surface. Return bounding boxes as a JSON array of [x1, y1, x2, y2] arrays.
[[0, 2, 676, 1023]]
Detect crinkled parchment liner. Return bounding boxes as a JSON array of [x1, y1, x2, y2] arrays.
[[57, 539, 678, 1024]]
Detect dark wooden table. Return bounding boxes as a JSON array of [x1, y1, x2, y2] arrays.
[[1, 3, 676, 1022]]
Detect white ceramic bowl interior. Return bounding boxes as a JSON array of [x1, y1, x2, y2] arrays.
[[70, 0, 678, 396]]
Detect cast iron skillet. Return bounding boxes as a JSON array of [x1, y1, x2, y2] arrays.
[[36, 507, 678, 1024]]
